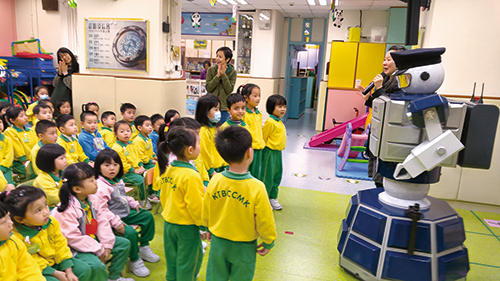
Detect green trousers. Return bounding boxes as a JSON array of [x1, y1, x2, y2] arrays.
[[43, 258, 92, 281], [121, 208, 156, 261], [163, 221, 203, 281], [122, 171, 145, 200], [12, 160, 36, 181], [249, 149, 263, 181], [262, 147, 282, 199], [144, 162, 156, 195], [74, 236, 130, 280], [206, 235, 257, 281], [2, 168, 14, 185]]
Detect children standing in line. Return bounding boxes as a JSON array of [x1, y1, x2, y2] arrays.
[[31, 120, 59, 175], [156, 126, 207, 281], [2, 185, 90, 281], [56, 114, 91, 165], [93, 149, 159, 278], [33, 144, 67, 208], [32, 101, 54, 127], [78, 111, 110, 161], [82, 102, 102, 130], [0, 116, 15, 190], [100, 111, 117, 147], [240, 84, 266, 180], [51, 163, 134, 281], [149, 114, 164, 155], [120, 103, 139, 141], [220, 93, 249, 131], [262, 95, 287, 211], [203, 126, 277, 281], [0, 201, 43, 280]]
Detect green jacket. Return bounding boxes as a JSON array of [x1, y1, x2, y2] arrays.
[[206, 64, 237, 110]]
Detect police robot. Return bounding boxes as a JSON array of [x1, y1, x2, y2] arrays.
[[337, 48, 499, 281]]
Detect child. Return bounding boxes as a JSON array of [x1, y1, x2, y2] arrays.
[[26, 85, 50, 124], [262, 95, 287, 210], [132, 115, 156, 170], [220, 93, 249, 131], [93, 149, 159, 277], [0, 201, 43, 280], [120, 103, 138, 141], [100, 111, 117, 147], [4, 106, 37, 180], [203, 126, 277, 280], [164, 109, 180, 125], [56, 114, 91, 165], [55, 99, 72, 118], [82, 102, 102, 130], [111, 121, 147, 208], [79, 111, 110, 161], [195, 94, 226, 177], [51, 163, 134, 281], [0, 115, 15, 189], [156, 126, 207, 280], [33, 144, 67, 208], [32, 101, 53, 127], [240, 84, 265, 180], [3, 185, 90, 281], [0, 101, 14, 116], [31, 120, 59, 175], [149, 113, 164, 155]]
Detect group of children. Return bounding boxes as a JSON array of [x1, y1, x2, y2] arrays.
[[0, 81, 288, 280]]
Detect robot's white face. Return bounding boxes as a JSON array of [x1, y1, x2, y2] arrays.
[[397, 63, 444, 94]]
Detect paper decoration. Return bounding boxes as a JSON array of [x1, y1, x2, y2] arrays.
[[191, 13, 202, 28], [232, 5, 237, 23], [210, 0, 217, 6]]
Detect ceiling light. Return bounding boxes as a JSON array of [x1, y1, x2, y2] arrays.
[[319, 0, 326, 5], [335, 0, 339, 5], [236, 0, 248, 4], [218, 0, 228, 4], [226, 0, 237, 4], [307, 0, 316, 5]]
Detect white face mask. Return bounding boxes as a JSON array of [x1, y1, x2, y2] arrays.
[[209, 111, 221, 123], [39, 94, 49, 100]]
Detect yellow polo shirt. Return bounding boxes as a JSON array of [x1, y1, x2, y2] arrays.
[[243, 107, 266, 150], [262, 115, 287, 151]]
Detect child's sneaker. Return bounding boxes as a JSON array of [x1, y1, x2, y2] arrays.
[[202, 241, 208, 254], [148, 194, 160, 203], [270, 199, 282, 210], [139, 246, 160, 263], [140, 200, 152, 210], [129, 258, 150, 277], [108, 277, 135, 281]]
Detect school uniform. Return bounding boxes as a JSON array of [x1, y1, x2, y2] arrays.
[[243, 107, 266, 180], [133, 132, 156, 170], [0, 170, 8, 191], [13, 217, 91, 281], [0, 133, 14, 184], [56, 134, 90, 165], [157, 160, 206, 281], [51, 196, 131, 281], [4, 125, 37, 179], [97, 120, 103, 131], [0, 234, 43, 281], [30, 140, 46, 176], [202, 170, 277, 280], [149, 130, 159, 155], [199, 124, 226, 176], [219, 118, 250, 131], [262, 115, 287, 200], [128, 121, 139, 141], [33, 171, 63, 208], [99, 126, 115, 147], [78, 130, 110, 161], [112, 140, 145, 200]]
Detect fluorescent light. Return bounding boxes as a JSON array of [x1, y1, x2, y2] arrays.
[[218, 0, 228, 4], [236, 0, 248, 4], [319, 0, 326, 5], [226, 0, 237, 4], [335, 0, 339, 5], [307, 0, 316, 5]]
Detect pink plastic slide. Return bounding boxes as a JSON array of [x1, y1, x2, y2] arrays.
[[308, 113, 368, 147]]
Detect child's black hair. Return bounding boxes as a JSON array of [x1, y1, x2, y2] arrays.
[[195, 94, 220, 127], [33, 102, 52, 115], [237, 83, 260, 98], [158, 117, 201, 147], [0, 201, 7, 219], [120, 103, 136, 114], [164, 109, 180, 123], [0, 185, 46, 221], [94, 149, 124, 179], [81, 102, 99, 113], [151, 114, 164, 127], [134, 115, 151, 128], [5, 106, 24, 124], [55, 99, 71, 113], [114, 120, 131, 133], [56, 114, 75, 130], [226, 93, 246, 109], [35, 120, 57, 136], [266, 94, 287, 115], [36, 143, 67, 173], [215, 125, 252, 164], [80, 111, 98, 122], [217, 46, 233, 62], [0, 102, 13, 114], [0, 115, 8, 132], [101, 111, 116, 121], [157, 127, 198, 176], [34, 85, 49, 98], [57, 163, 95, 212]]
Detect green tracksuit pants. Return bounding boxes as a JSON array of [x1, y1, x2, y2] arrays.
[[2, 167, 14, 185], [249, 148, 263, 181], [262, 147, 282, 199], [43, 257, 92, 281], [206, 235, 257, 281], [163, 221, 203, 281], [12, 160, 36, 181], [122, 171, 145, 200], [121, 208, 156, 261]]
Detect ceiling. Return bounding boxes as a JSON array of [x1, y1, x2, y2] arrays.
[[182, 0, 406, 18]]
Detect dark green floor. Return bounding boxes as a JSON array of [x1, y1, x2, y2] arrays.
[[123, 186, 500, 280]]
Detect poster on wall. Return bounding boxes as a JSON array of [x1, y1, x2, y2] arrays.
[[181, 13, 236, 36], [85, 18, 149, 72]]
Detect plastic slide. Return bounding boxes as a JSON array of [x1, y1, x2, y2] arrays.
[[337, 123, 370, 171], [308, 113, 368, 147]]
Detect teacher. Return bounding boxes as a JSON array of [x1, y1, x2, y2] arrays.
[[51, 47, 79, 107], [206, 46, 237, 124]]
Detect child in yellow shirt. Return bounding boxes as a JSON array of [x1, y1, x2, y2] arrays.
[[99, 111, 117, 147], [133, 115, 156, 170], [120, 103, 138, 141], [219, 93, 250, 131], [26, 85, 50, 125], [0, 117, 15, 188], [31, 120, 59, 175], [33, 144, 67, 208], [55, 114, 90, 165], [31, 101, 53, 128]]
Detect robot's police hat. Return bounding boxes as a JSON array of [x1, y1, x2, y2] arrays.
[[391, 47, 446, 75]]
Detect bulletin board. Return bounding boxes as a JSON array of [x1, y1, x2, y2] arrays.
[[85, 18, 149, 72]]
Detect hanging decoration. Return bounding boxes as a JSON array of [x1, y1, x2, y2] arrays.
[[333, 9, 344, 28], [232, 5, 237, 23], [68, 0, 77, 8], [210, 0, 217, 6], [190, 12, 202, 28]]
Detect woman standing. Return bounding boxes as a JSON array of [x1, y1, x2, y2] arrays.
[[51, 47, 79, 108]]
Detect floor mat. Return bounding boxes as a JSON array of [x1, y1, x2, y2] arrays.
[[335, 152, 371, 181]]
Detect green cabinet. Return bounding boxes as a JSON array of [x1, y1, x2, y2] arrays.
[[289, 77, 308, 119], [386, 7, 407, 44]]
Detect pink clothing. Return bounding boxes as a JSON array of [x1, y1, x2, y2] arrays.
[[51, 196, 115, 257], [94, 176, 140, 229]]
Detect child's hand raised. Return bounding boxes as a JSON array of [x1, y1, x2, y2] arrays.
[[257, 243, 270, 256], [99, 248, 112, 263]]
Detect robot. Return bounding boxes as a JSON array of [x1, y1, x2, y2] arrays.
[[337, 48, 499, 281]]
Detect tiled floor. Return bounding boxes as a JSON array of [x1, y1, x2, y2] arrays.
[[129, 109, 500, 280]]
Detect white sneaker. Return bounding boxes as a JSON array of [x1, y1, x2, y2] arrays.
[[202, 241, 208, 249], [140, 200, 152, 210], [129, 258, 150, 277], [108, 277, 135, 281], [270, 199, 283, 210], [148, 195, 160, 203], [139, 246, 160, 263]]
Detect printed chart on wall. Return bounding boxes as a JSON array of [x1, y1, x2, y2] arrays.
[[85, 18, 149, 72]]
